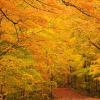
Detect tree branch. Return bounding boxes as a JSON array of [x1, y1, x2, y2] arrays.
[[88, 37, 100, 50], [23, 0, 57, 14], [0, 39, 25, 57], [0, 9, 21, 42], [0, 42, 18, 57], [14, 24, 19, 42], [90, 40, 100, 50], [0, 9, 18, 24], [61, 0, 98, 19], [36, 0, 52, 7]]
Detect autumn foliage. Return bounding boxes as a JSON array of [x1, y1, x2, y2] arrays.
[[0, 0, 100, 100]]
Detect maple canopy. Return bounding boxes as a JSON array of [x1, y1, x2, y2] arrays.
[[0, 0, 100, 100]]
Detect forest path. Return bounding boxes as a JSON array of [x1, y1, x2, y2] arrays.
[[52, 88, 100, 100]]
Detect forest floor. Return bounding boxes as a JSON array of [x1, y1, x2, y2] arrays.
[[52, 88, 100, 100]]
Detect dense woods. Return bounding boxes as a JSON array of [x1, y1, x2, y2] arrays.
[[0, 0, 100, 100]]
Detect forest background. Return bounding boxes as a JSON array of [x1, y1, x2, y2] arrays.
[[0, 0, 100, 100]]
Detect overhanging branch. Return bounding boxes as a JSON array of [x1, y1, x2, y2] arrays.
[[0, 9, 21, 42], [23, 0, 57, 14], [0, 9, 18, 24], [61, 0, 98, 19]]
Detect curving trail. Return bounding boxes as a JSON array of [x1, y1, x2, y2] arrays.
[[52, 88, 100, 100]]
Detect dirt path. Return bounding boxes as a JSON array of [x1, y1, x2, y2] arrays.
[[52, 88, 100, 100]]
